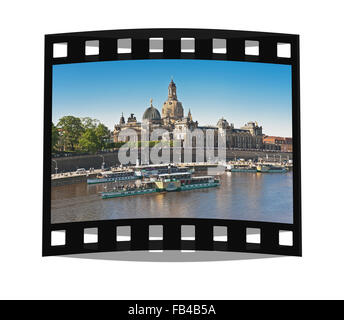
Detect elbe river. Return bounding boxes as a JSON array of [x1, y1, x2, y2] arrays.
[[51, 171, 293, 224]]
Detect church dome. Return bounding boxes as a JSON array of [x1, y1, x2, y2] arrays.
[[217, 117, 229, 128], [143, 99, 161, 121]]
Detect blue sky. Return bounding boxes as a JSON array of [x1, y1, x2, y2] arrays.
[[53, 59, 292, 137]]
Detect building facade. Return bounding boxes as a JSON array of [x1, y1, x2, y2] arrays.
[[263, 136, 293, 152], [113, 79, 284, 151]]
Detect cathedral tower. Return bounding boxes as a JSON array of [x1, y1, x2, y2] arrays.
[[162, 79, 184, 122], [168, 79, 177, 100]]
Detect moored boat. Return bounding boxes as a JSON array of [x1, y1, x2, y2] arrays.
[[140, 164, 193, 177], [230, 165, 257, 173], [153, 172, 192, 191], [101, 181, 158, 199], [180, 176, 220, 190], [257, 164, 287, 173], [87, 170, 141, 184]]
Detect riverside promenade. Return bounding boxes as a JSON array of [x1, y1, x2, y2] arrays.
[[51, 148, 292, 174], [51, 170, 101, 186], [51, 159, 293, 187]]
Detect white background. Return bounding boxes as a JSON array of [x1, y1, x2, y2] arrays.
[[0, 0, 343, 300]]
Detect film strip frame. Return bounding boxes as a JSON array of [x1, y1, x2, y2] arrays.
[[43, 28, 301, 257]]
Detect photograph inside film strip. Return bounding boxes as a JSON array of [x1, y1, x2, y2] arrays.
[[43, 29, 301, 257]]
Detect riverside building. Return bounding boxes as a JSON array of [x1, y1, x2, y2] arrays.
[[113, 79, 281, 151]]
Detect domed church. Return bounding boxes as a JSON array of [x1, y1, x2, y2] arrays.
[[113, 79, 267, 150], [142, 99, 162, 123], [113, 79, 198, 142]]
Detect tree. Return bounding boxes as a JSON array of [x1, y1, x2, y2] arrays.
[[78, 128, 99, 154], [57, 116, 111, 153], [95, 123, 110, 150], [51, 122, 59, 151], [57, 116, 84, 151], [81, 117, 99, 130]]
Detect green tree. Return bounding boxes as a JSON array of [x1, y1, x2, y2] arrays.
[[51, 122, 59, 152], [78, 128, 99, 154], [57, 116, 84, 151], [81, 117, 99, 130], [95, 123, 110, 150]]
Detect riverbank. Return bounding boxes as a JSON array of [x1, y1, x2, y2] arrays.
[[51, 148, 292, 173]]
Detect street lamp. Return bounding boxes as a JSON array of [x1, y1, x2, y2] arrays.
[[99, 155, 105, 170], [52, 160, 58, 175]]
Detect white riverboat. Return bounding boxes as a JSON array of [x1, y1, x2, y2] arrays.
[[101, 172, 220, 199], [87, 170, 141, 184]]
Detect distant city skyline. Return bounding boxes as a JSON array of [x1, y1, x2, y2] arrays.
[[52, 59, 292, 137]]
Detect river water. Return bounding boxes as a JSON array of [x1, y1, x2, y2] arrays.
[[51, 171, 293, 224]]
